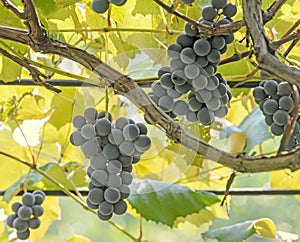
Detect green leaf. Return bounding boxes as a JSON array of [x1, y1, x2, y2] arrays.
[[128, 179, 220, 227], [0, 56, 22, 83], [132, 0, 160, 16], [203, 218, 277, 242], [68, 235, 90, 242], [33, 0, 56, 17]]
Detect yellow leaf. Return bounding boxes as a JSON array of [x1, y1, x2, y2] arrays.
[[68, 235, 90, 242], [228, 132, 246, 154], [30, 197, 61, 242], [254, 218, 276, 238], [0, 221, 4, 237]]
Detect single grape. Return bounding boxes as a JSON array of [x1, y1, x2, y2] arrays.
[[107, 174, 123, 188], [206, 75, 220, 91], [99, 201, 114, 215], [185, 22, 199, 36], [224, 34, 234, 44], [90, 153, 107, 171], [88, 188, 104, 205], [279, 96, 294, 111], [206, 98, 222, 111], [195, 56, 209, 67], [219, 44, 228, 54], [72, 115, 86, 129], [22, 192, 35, 206], [175, 82, 192, 94], [158, 66, 171, 78], [180, 47, 197, 64], [220, 94, 229, 105], [184, 63, 200, 79], [278, 82, 292, 96], [264, 80, 278, 96], [115, 117, 129, 130], [113, 200, 128, 215], [170, 58, 185, 71], [167, 43, 182, 59], [151, 81, 167, 97], [86, 198, 99, 210], [119, 184, 130, 199], [81, 124, 96, 139], [95, 118, 112, 136], [119, 140, 135, 156], [120, 171, 133, 185], [97, 209, 113, 221], [92, 0, 110, 14], [167, 89, 182, 99], [104, 187, 121, 203], [215, 18, 231, 27], [273, 110, 288, 126], [171, 70, 187, 85], [160, 73, 174, 89], [223, 2, 237, 18], [119, 155, 133, 167], [211, 0, 227, 9], [91, 170, 108, 186], [173, 100, 189, 116], [193, 39, 211, 56], [107, 160, 122, 174], [103, 143, 120, 160], [6, 214, 17, 227], [134, 135, 151, 153], [158, 95, 175, 112], [210, 36, 226, 50], [81, 140, 99, 158], [271, 123, 284, 136], [136, 123, 148, 135], [18, 206, 33, 220], [17, 229, 30, 240], [202, 6, 217, 21], [12, 202, 22, 213], [28, 218, 41, 229], [253, 86, 267, 100], [213, 83, 227, 98], [214, 105, 228, 118], [107, 129, 124, 146], [84, 107, 98, 123], [196, 89, 212, 102], [203, 64, 216, 76], [70, 130, 87, 146], [32, 205, 44, 218], [13, 217, 28, 232], [263, 99, 279, 115], [192, 74, 208, 90], [186, 110, 198, 122], [197, 107, 215, 125], [265, 115, 274, 126], [189, 97, 203, 111], [176, 34, 194, 48], [123, 124, 140, 141], [207, 49, 221, 64]]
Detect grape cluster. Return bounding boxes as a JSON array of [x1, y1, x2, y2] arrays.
[[149, 0, 236, 125], [6, 191, 45, 240], [70, 108, 151, 220], [253, 79, 300, 150], [92, 0, 127, 14]]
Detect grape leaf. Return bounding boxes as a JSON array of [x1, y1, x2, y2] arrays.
[[132, 0, 160, 16], [68, 235, 90, 242], [203, 218, 276, 242], [128, 179, 220, 227]]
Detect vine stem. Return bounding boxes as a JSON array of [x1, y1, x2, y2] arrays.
[[0, 150, 139, 242]]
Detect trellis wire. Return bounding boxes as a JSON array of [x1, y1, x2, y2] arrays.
[[1, 189, 300, 196]]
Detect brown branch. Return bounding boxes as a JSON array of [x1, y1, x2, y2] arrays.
[[1, 0, 25, 18], [242, 0, 300, 88], [263, 0, 287, 22], [0, 47, 61, 93], [22, 0, 46, 42], [282, 19, 300, 38], [272, 29, 300, 49]]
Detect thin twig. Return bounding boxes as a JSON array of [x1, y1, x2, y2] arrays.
[[0, 0, 25, 18], [220, 171, 237, 206], [282, 19, 300, 38], [0, 47, 61, 93]]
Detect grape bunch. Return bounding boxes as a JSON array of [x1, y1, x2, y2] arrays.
[[92, 0, 127, 14], [6, 191, 45, 240], [70, 108, 151, 220], [149, 0, 236, 125], [253, 79, 300, 150]]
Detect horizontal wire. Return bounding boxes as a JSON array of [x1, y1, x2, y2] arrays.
[[1, 189, 300, 197], [0, 79, 260, 88]]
